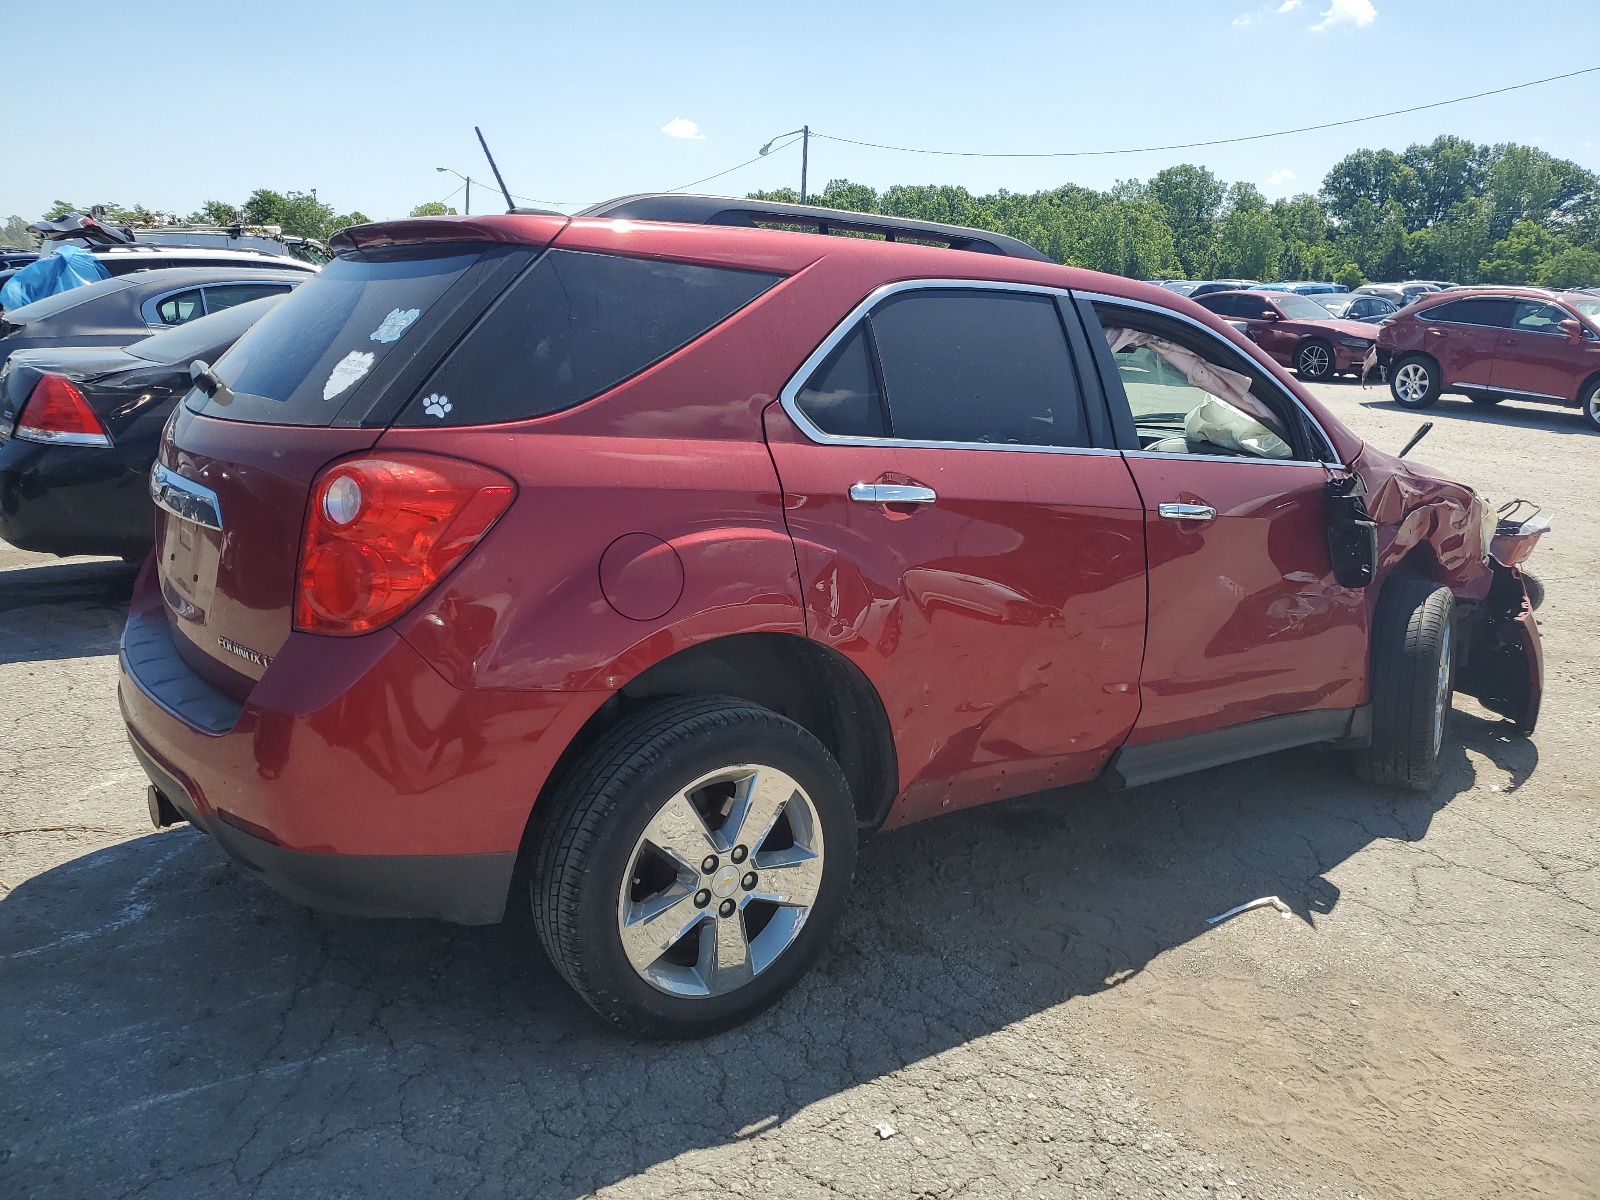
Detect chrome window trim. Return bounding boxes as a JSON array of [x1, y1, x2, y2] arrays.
[[777, 278, 1116, 458], [149, 462, 223, 530], [139, 284, 210, 328], [1075, 289, 1344, 468]]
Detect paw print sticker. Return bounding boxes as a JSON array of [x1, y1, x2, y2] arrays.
[[422, 393, 452, 419]]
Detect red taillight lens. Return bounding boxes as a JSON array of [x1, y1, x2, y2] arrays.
[[295, 453, 515, 635], [16, 375, 110, 446]]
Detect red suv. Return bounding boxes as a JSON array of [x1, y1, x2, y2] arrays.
[[1377, 287, 1600, 429], [1192, 289, 1378, 380], [120, 196, 1543, 1036]]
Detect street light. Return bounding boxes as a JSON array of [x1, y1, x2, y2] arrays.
[[759, 126, 809, 204], [436, 167, 473, 215]]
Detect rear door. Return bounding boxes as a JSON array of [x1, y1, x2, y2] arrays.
[[765, 283, 1148, 826], [1081, 296, 1369, 747], [1418, 296, 1511, 389], [1490, 299, 1600, 401]]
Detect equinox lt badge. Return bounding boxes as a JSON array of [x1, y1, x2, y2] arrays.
[[217, 636, 272, 668]]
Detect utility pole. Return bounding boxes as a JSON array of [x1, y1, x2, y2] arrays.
[[759, 126, 813, 203], [800, 126, 809, 204]]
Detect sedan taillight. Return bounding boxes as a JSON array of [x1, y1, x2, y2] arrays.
[[296, 453, 515, 636], [16, 375, 110, 446]]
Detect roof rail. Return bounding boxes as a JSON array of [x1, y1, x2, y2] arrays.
[[576, 193, 1052, 262]]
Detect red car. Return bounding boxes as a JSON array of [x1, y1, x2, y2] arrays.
[[119, 197, 1543, 1036], [1193, 289, 1378, 380], [1377, 287, 1600, 430]]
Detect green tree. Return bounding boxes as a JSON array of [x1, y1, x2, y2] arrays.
[[409, 201, 459, 217], [242, 189, 367, 241], [1479, 219, 1553, 284], [189, 200, 241, 225], [1535, 245, 1600, 288], [1146, 164, 1225, 278], [1, 216, 30, 248]]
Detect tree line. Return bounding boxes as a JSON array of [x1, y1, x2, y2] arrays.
[[750, 135, 1600, 287], [6, 135, 1598, 288]]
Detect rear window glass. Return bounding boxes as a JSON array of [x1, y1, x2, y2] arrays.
[[395, 250, 781, 426], [130, 296, 284, 365], [187, 250, 480, 425], [5, 277, 132, 322]]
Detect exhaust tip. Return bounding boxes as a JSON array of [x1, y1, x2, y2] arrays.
[[147, 785, 186, 829]]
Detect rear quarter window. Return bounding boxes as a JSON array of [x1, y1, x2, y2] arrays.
[[394, 250, 781, 426]]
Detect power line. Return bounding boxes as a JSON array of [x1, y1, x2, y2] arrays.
[[813, 65, 1600, 159], [666, 136, 800, 194]]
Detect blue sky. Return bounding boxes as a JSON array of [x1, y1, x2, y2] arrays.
[[6, 0, 1595, 221]]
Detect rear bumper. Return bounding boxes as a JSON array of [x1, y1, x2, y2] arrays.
[[0, 438, 155, 557], [129, 733, 516, 923], [117, 560, 608, 924]]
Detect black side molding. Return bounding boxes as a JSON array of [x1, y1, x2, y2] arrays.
[[1101, 706, 1370, 790]]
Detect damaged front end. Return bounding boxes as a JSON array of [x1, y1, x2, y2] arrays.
[[1456, 558, 1543, 735]]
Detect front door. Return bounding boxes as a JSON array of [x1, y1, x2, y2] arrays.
[[1084, 298, 1369, 746], [1490, 299, 1599, 401], [764, 285, 1148, 826]]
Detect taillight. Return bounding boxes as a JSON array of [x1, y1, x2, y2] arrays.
[[296, 453, 515, 635], [16, 375, 110, 446]]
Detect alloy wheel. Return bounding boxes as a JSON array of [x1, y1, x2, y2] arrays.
[[1395, 362, 1431, 404], [616, 764, 825, 998], [1432, 622, 1452, 757], [1299, 343, 1331, 378]]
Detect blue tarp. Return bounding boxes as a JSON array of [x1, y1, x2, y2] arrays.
[[0, 245, 110, 310]]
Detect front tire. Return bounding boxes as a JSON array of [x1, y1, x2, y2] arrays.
[[1296, 339, 1336, 381], [1580, 376, 1600, 432], [1390, 354, 1442, 408], [530, 695, 857, 1038], [1355, 579, 1456, 791]]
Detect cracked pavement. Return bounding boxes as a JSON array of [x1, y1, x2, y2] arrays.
[[1, 381, 1596, 1198]]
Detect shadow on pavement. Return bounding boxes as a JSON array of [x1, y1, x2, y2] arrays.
[[0, 559, 137, 664], [0, 705, 1536, 1197], [1352, 390, 1595, 437]]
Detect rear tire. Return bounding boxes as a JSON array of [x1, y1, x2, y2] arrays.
[[1355, 579, 1456, 791], [1390, 354, 1442, 408], [530, 695, 857, 1038], [1296, 339, 1336, 381]]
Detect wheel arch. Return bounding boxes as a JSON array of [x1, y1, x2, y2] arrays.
[[1574, 367, 1600, 406], [523, 632, 899, 853]]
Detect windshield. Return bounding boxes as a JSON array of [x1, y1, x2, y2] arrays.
[[127, 296, 283, 365], [187, 249, 481, 425], [1273, 294, 1337, 321], [1315, 295, 1354, 316], [1566, 299, 1600, 323]]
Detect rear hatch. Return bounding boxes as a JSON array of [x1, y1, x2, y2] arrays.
[[153, 223, 557, 699]]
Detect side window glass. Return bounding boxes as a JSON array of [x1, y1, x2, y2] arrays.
[[795, 325, 887, 438], [866, 290, 1088, 448], [1433, 297, 1513, 328], [1198, 295, 1236, 316], [1097, 313, 1295, 461], [400, 250, 781, 425], [203, 282, 292, 314], [156, 289, 204, 325], [1511, 302, 1566, 333]]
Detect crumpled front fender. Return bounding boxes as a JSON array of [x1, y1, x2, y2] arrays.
[[1456, 558, 1543, 734]]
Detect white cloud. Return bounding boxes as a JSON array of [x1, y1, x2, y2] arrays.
[[1277, 0, 1302, 10], [1232, 12, 1253, 25], [1311, 0, 1376, 32], [660, 117, 705, 140], [1266, 168, 1297, 187]]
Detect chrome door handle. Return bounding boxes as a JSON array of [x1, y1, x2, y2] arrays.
[[849, 483, 937, 505], [1158, 502, 1217, 521]]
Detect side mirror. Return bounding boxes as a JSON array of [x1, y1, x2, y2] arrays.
[[1258, 310, 1279, 321], [1559, 317, 1585, 342], [1324, 473, 1376, 589]]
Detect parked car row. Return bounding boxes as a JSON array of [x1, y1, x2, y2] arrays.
[[1, 212, 319, 560], [1191, 289, 1379, 380]]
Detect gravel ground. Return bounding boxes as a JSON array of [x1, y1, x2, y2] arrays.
[[1, 380, 1595, 1198]]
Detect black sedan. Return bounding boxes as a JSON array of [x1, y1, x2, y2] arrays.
[[1313, 292, 1399, 322], [0, 296, 283, 560], [0, 265, 308, 372]]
